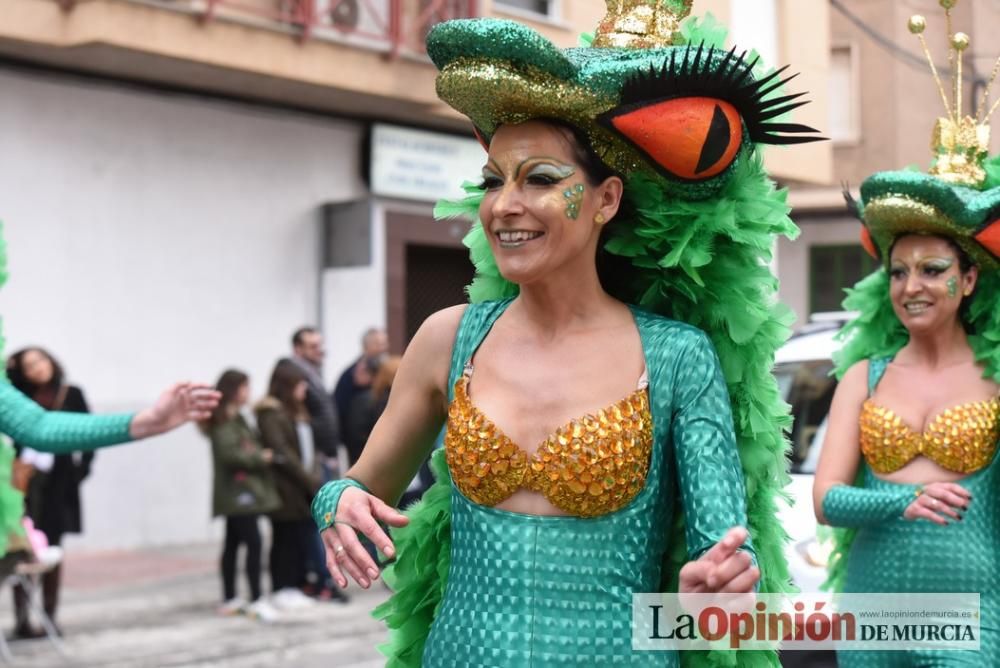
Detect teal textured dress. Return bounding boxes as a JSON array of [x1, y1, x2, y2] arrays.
[[417, 299, 755, 667], [834, 358, 1000, 668]]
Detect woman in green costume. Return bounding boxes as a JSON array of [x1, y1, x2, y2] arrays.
[[313, 1, 822, 666], [0, 225, 221, 556], [814, 4, 1000, 666]]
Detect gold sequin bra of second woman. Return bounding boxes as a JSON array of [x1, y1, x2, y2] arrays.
[[860, 397, 1000, 474], [444, 370, 653, 518]]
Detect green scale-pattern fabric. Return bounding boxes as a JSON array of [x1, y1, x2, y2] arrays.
[[0, 374, 133, 556], [0, 383, 132, 454], [835, 359, 1000, 668], [419, 299, 753, 667], [312, 478, 368, 531]]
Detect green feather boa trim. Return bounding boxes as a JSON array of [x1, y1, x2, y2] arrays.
[[822, 267, 1000, 593], [374, 149, 797, 668], [372, 449, 453, 665]]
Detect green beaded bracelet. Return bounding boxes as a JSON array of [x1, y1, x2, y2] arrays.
[[311, 478, 370, 532]]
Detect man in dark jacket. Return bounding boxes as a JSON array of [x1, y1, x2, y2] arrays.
[[332, 327, 388, 465], [286, 327, 339, 457]]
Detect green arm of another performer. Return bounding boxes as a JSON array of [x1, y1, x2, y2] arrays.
[[0, 380, 133, 453], [821, 483, 918, 528], [672, 330, 757, 564]]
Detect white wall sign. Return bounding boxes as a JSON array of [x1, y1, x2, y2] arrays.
[[370, 123, 485, 202]]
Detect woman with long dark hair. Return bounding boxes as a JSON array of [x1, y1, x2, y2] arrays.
[[201, 370, 280, 622], [7, 347, 93, 638], [255, 361, 326, 609]]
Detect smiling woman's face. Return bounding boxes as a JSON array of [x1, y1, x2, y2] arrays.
[[478, 121, 620, 287], [888, 234, 978, 334]]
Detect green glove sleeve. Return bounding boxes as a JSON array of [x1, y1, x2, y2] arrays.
[[312, 478, 370, 532], [821, 483, 918, 528]]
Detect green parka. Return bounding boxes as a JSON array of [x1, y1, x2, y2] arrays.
[[208, 414, 280, 517], [255, 398, 321, 521]]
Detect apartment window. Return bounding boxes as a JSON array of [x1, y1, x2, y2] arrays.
[[829, 44, 861, 143], [810, 244, 878, 314], [494, 0, 557, 18]]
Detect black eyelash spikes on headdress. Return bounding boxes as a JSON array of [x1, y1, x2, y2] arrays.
[[617, 43, 826, 145], [842, 183, 862, 221]]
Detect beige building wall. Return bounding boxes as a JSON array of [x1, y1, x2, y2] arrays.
[[831, 0, 1000, 185]]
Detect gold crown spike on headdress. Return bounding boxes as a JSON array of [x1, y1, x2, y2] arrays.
[[909, 0, 1000, 187], [592, 0, 693, 49]]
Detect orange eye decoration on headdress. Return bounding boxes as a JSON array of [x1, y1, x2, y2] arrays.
[[843, 187, 880, 260], [976, 216, 1000, 260], [606, 97, 742, 180], [860, 226, 879, 260], [598, 44, 824, 184]]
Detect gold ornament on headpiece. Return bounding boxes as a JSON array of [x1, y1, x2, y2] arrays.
[[909, 0, 1000, 187], [592, 0, 693, 49]]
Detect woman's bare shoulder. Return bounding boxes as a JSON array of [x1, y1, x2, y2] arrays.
[[835, 359, 870, 401], [416, 305, 467, 343]]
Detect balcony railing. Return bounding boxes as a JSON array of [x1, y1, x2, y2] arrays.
[[59, 0, 478, 57]]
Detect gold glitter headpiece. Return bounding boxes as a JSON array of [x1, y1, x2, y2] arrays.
[[592, 0, 693, 49], [908, 0, 1000, 187], [427, 3, 823, 200]]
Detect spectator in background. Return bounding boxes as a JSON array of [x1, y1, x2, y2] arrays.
[[201, 370, 280, 624], [287, 327, 340, 459], [345, 355, 400, 460], [333, 328, 388, 465], [6, 348, 94, 638], [256, 362, 345, 607], [348, 355, 432, 510]]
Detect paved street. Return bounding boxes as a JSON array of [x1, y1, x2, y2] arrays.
[[0, 543, 389, 667]]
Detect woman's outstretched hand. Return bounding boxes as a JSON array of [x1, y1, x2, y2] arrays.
[[679, 526, 759, 594], [321, 486, 409, 589], [130, 382, 221, 439], [903, 481, 971, 525]]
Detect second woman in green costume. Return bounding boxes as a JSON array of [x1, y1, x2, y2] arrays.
[[814, 5, 1000, 665]]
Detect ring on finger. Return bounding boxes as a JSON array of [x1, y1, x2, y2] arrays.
[[334, 544, 346, 555]]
